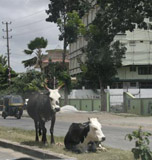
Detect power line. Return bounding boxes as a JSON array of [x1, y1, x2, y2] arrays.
[[12, 27, 55, 37], [13, 9, 45, 21], [13, 18, 45, 28]]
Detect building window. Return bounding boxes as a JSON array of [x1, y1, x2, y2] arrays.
[[130, 82, 136, 87], [130, 66, 136, 72], [118, 83, 123, 88], [129, 40, 136, 46], [140, 82, 152, 88], [138, 66, 152, 75]]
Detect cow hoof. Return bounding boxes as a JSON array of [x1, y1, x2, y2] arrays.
[[97, 146, 107, 152], [56, 142, 64, 146]]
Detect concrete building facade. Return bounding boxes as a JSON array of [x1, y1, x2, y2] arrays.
[[69, 3, 152, 89]]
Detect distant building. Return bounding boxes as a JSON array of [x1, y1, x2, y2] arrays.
[[114, 29, 152, 89], [69, 1, 152, 89], [42, 49, 69, 68]]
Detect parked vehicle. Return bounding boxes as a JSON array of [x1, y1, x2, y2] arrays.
[[2, 95, 24, 119]]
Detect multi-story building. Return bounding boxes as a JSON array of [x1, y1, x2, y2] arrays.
[[69, 3, 152, 89], [42, 49, 69, 68], [114, 29, 152, 89]]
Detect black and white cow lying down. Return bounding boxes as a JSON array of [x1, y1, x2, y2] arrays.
[[64, 118, 106, 153]]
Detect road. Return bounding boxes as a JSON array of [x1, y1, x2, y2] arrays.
[[0, 112, 152, 151], [0, 147, 38, 160]]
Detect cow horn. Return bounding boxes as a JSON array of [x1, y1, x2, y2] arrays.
[[44, 84, 50, 91], [57, 83, 64, 90]]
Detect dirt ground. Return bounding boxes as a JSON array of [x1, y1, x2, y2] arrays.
[[56, 111, 152, 131]]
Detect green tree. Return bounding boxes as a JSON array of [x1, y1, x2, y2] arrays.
[[45, 58, 71, 105], [46, 1, 86, 104], [46, 0, 86, 64], [44, 58, 61, 89], [0, 55, 7, 66], [0, 55, 17, 91], [9, 70, 43, 97], [80, 0, 152, 111], [22, 37, 48, 73]]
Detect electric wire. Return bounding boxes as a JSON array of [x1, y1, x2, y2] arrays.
[[12, 27, 55, 37], [13, 18, 45, 29], [13, 9, 45, 22]]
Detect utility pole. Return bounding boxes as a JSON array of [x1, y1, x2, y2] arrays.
[[2, 22, 12, 85]]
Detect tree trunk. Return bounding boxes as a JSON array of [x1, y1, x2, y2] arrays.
[[63, 29, 68, 105], [64, 84, 68, 105], [63, 37, 67, 66], [99, 77, 106, 111]]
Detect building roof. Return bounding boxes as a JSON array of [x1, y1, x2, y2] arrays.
[[35, 49, 69, 69], [43, 49, 69, 63]]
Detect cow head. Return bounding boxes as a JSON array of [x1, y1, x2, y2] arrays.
[[44, 84, 62, 112], [88, 118, 106, 142], [48, 89, 61, 112]]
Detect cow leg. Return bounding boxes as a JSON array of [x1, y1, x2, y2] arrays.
[[34, 120, 39, 142], [40, 120, 47, 144], [38, 122, 42, 136], [50, 114, 56, 144]]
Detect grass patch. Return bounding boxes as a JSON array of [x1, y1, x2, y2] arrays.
[[0, 126, 134, 160]]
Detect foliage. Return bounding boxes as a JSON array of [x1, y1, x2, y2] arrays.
[[0, 64, 9, 90], [46, 0, 88, 22], [81, 40, 126, 89], [79, 0, 152, 89], [22, 37, 48, 72], [96, 0, 152, 34], [45, 58, 71, 92], [126, 127, 152, 160], [46, 1, 86, 64], [58, 10, 86, 44], [7, 70, 44, 97], [46, 1, 85, 104], [0, 55, 17, 91], [0, 55, 7, 66]]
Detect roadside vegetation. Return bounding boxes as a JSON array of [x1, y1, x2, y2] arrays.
[[0, 126, 133, 160], [126, 127, 152, 160]]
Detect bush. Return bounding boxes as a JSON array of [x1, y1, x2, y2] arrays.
[[126, 127, 152, 160]]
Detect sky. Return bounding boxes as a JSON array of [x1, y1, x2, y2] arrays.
[[0, 0, 62, 73]]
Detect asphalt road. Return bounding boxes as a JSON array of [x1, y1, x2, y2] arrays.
[[0, 115, 152, 151]]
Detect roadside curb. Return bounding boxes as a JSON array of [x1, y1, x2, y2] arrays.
[[0, 139, 76, 160]]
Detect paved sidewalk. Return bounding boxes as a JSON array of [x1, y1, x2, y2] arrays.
[[0, 139, 76, 160]]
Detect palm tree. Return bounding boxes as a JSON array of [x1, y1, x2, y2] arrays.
[[22, 37, 48, 72]]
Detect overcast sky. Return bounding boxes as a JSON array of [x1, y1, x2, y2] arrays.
[[0, 0, 62, 73]]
